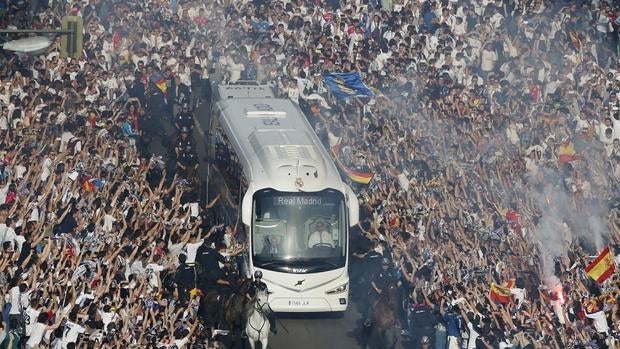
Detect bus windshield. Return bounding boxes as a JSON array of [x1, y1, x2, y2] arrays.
[[252, 189, 346, 273]]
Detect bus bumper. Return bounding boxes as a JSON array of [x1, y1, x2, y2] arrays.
[[268, 290, 349, 312]]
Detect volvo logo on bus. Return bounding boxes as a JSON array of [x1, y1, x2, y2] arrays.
[[291, 268, 308, 273]]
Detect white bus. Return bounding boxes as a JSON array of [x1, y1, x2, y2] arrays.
[[207, 82, 359, 312]]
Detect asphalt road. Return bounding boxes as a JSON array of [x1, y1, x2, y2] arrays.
[[271, 306, 359, 349], [268, 304, 377, 349], [150, 99, 409, 349]]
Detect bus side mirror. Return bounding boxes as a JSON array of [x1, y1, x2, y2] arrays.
[[242, 191, 252, 225], [345, 185, 359, 227]]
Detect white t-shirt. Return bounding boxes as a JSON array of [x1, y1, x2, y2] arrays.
[[26, 322, 47, 347], [100, 310, 118, 330], [8, 287, 29, 315], [102, 214, 116, 233], [174, 336, 190, 348], [480, 49, 497, 72], [145, 263, 165, 288], [14, 234, 26, 254], [0, 224, 12, 243], [586, 311, 609, 334], [466, 322, 480, 349], [550, 299, 566, 325], [62, 321, 85, 346], [186, 240, 203, 264], [59, 131, 74, 153], [24, 306, 41, 336], [40, 157, 52, 182], [509, 288, 526, 307], [125, 260, 145, 279], [168, 240, 185, 258], [228, 62, 245, 83]]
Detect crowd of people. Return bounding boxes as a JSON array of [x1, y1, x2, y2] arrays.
[[0, 0, 619, 348]]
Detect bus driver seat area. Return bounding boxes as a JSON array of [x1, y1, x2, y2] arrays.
[[307, 218, 334, 249]]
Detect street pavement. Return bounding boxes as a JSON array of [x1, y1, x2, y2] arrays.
[[269, 304, 366, 349]]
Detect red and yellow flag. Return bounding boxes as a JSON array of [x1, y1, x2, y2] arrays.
[[149, 72, 168, 95], [568, 31, 581, 51], [489, 280, 515, 304], [585, 246, 615, 283], [341, 166, 375, 184], [330, 144, 374, 185], [558, 141, 578, 164]]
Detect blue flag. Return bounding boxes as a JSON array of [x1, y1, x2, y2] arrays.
[[322, 71, 374, 99]]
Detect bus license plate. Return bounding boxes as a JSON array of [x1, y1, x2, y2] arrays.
[[288, 300, 310, 307]]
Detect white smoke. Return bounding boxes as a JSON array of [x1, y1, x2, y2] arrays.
[[528, 166, 609, 280]]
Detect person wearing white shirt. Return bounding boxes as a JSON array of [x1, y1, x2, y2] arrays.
[[285, 79, 300, 103], [168, 235, 187, 259], [451, 17, 467, 36], [102, 211, 116, 234], [177, 64, 192, 88], [39, 151, 56, 182], [24, 299, 41, 339], [466, 321, 480, 349], [586, 309, 610, 335], [99, 305, 118, 332], [172, 324, 197, 349], [549, 295, 567, 325], [13, 233, 25, 256], [480, 44, 497, 75], [227, 55, 245, 84], [524, 150, 540, 179], [26, 312, 64, 349], [307, 220, 333, 248], [62, 319, 86, 348], [0, 218, 10, 245], [7, 283, 30, 323], [185, 233, 204, 264], [509, 287, 527, 308], [145, 263, 167, 288]]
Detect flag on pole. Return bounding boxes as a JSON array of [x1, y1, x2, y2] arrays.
[[339, 164, 375, 184], [585, 246, 615, 283], [150, 72, 168, 95], [330, 144, 374, 185], [322, 71, 374, 99], [489, 280, 515, 304]]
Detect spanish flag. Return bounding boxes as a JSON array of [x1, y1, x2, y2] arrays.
[[558, 140, 578, 164], [585, 246, 615, 283], [568, 30, 580, 51], [489, 280, 515, 304], [330, 144, 374, 184]]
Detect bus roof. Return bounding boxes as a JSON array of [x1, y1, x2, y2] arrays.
[[216, 83, 276, 100], [215, 96, 344, 193]]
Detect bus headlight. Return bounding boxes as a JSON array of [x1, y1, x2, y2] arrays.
[[326, 283, 348, 295]]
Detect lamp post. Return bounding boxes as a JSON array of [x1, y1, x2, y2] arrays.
[[0, 15, 82, 57]]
